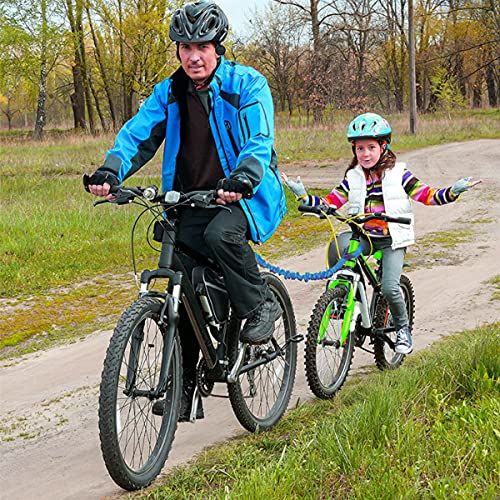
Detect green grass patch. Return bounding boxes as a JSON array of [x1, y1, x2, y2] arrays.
[[406, 229, 474, 269], [486, 275, 500, 301], [134, 324, 499, 499], [0, 273, 138, 358]]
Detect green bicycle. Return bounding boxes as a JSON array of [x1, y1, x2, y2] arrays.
[[299, 205, 415, 399]]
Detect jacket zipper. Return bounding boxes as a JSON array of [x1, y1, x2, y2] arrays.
[[212, 111, 262, 243], [224, 120, 240, 156]]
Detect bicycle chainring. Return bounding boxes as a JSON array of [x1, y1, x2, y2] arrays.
[[196, 359, 215, 397], [354, 317, 366, 347]]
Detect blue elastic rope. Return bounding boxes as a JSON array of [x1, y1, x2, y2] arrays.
[[255, 246, 363, 282]]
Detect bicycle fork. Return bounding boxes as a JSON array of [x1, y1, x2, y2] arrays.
[[327, 271, 372, 346]]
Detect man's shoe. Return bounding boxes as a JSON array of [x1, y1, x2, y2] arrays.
[[152, 379, 204, 422], [240, 298, 282, 345], [395, 325, 413, 354]]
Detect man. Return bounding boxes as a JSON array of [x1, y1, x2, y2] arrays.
[[85, 1, 286, 421]]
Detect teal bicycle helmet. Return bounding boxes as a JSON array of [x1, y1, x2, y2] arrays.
[[347, 113, 392, 146]]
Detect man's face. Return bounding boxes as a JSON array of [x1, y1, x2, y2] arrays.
[[178, 42, 218, 84]]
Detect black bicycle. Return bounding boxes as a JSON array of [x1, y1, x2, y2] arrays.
[[84, 178, 299, 491]]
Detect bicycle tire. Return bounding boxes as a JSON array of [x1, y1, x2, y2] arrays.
[[373, 274, 415, 370], [98, 296, 182, 491], [227, 272, 297, 432], [305, 287, 355, 399]]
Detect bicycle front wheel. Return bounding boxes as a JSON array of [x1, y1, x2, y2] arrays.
[[373, 274, 415, 370], [98, 296, 182, 491], [305, 287, 355, 399], [227, 273, 297, 432]]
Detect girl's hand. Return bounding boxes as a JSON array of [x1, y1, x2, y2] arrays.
[[281, 172, 308, 199], [451, 177, 483, 196]]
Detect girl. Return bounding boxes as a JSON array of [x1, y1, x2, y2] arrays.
[[282, 112, 481, 354]]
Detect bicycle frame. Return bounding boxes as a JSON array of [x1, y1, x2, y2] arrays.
[[323, 228, 394, 349], [131, 215, 227, 399]]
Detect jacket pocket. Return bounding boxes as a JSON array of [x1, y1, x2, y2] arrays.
[[238, 102, 270, 143]]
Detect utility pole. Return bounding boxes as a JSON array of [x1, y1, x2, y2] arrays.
[[409, 0, 417, 134]]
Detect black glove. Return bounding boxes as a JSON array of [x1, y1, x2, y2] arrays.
[[83, 170, 119, 192], [216, 178, 253, 199]]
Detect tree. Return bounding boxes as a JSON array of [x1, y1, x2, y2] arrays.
[[1, 0, 64, 138], [243, 4, 307, 115], [88, 0, 179, 126], [65, 0, 95, 132]]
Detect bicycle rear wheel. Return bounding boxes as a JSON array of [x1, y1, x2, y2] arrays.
[[373, 274, 415, 370], [305, 287, 355, 399], [227, 273, 297, 432], [98, 296, 182, 491]]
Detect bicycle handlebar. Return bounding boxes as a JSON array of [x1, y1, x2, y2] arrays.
[[297, 204, 411, 225], [83, 174, 220, 209]]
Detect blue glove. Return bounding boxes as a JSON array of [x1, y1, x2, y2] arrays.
[[281, 173, 307, 199], [451, 177, 480, 196]]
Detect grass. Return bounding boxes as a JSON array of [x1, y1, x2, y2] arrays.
[[0, 108, 499, 356], [132, 323, 499, 499], [486, 275, 500, 301]]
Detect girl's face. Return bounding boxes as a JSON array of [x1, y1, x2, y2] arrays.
[[354, 139, 384, 169]]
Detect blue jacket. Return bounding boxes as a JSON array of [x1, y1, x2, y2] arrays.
[[98, 57, 287, 244]]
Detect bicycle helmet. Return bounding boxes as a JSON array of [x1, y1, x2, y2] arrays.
[[347, 113, 392, 146], [169, 1, 229, 45]]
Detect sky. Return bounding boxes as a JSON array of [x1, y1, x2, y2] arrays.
[[215, 0, 272, 35]]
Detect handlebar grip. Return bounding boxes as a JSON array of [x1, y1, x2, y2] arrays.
[[385, 216, 412, 225], [298, 204, 321, 214], [298, 204, 334, 215], [398, 217, 412, 225]]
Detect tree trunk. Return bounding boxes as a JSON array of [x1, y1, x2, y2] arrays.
[[89, 74, 108, 132], [485, 61, 497, 107], [33, 55, 47, 140], [33, 0, 48, 140], [86, 6, 117, 130], [71, 64, 86, 129], [66, 0, 86, 130]]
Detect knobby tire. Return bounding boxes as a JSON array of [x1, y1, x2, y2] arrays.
[[373, 274, 415, 370], [305, 287, 355, 399], [98, 296, 182, 491], [227, 273, 297, 432]]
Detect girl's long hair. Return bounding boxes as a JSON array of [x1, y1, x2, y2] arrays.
[[345, 147, 397, 178]]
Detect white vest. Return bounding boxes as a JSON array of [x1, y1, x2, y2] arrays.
[[346, 162, 415, 249]]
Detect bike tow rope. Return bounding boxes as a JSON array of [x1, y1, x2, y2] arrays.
[[255, 247, 363, 282]]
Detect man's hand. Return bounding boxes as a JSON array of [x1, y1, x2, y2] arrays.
[[83, 171, 119, 197], [216, 178, 253, 205]]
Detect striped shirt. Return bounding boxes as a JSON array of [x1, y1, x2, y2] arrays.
[[307, 168, 458, 237]]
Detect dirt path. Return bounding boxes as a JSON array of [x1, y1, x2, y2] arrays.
[[1, 140, 499, 499]]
